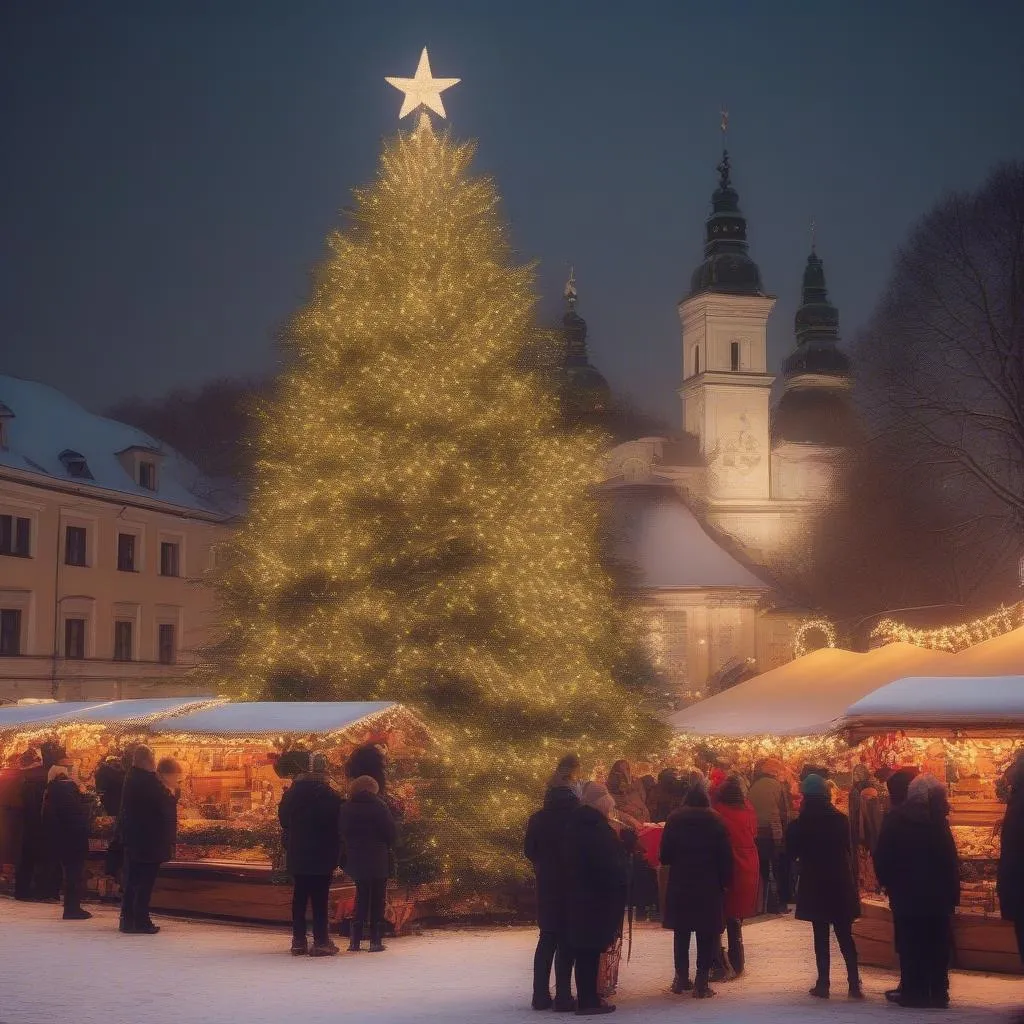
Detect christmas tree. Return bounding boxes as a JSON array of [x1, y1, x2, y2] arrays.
[[211, 51, 665, 889]]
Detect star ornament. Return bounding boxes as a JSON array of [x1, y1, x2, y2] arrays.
[[386, 47, 460, 120]]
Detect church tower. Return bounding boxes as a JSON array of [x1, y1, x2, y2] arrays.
[[679, 148, 776, 506], [771, 241, 857, 501]]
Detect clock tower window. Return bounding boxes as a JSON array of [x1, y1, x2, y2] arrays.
[[730, 341, 740, 371]]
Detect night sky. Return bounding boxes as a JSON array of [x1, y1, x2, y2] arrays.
[[2, 1, 1023, 426]]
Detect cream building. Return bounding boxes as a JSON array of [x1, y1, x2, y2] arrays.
[[0, 375, 232, 702], [597, 148, 856, 700]]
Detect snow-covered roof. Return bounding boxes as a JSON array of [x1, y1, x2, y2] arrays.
[[843, 674, 1024, 736], [151, 701, 400, 737], [0, 374, 228, 516], [0, 698, 221, 733], [607, 485, 770, 590], [670, 642, 952, 737], [930, 626, 1024, 677]]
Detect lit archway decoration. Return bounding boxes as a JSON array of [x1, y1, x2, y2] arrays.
[[794, 619, 838, 659]]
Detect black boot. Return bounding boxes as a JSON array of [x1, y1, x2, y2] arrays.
[[693, 968, 715, 999], [348, 920, 363, 952], [368, 922, 386, 952], [726, 920, 745, 976]]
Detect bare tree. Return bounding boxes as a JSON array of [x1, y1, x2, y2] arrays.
[[855, 161, 1024, 600]]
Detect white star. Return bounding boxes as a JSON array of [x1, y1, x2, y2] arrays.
[[385, 47, 460, 120]]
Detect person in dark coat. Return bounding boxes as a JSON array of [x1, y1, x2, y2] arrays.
[[785, 774, 863, 1000], [564, 782, 628, 1016], [877, 765, 919, 1002], [278, 751, 343, 956], [15, 750, 53, 900], [660, 780, 734, 999], [523, 756, 580, 1011], [998, 753, 1024, 965], [748, 758, 791, 913], [338, 774, 397, 953], [94, 748, 134, 817], [874, 773, 960, 1009], [119, 745, 178, 935], [647, 768, 680, 824], [42, 764, 93, 919]]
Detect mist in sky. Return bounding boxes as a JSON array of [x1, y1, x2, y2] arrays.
[[2, 0, 1022, 425]]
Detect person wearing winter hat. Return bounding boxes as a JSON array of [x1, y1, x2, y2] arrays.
[[279, 751, 343, 956], [526, 756, 582, 1011], [42, 762, 93, 920], [660, 781, 734, 999], [564, 781, 628, 1015], [785, 774, 862, 1000], [338, 775, 397, 953], [873, 773, 959, 1009]]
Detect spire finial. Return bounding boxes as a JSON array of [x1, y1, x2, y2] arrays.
[[810, 216, 817, 254], [564, 265, 578, 309], [720, 106, 729, 146]]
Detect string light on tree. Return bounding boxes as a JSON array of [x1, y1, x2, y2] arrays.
[[207, 52, 665, 893]]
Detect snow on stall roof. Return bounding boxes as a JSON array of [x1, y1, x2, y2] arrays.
[[0, 702, 104, 732], [670, 642, 952, 737], [72, 698, 223, 725], [843, 674, 1024, 731], [152, 701, 399, 737], [929, 625, 1024, 676], [607, 485, 770, 590], [0, 374, 227, 516]]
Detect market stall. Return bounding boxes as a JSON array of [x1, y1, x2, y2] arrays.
[[843, 675, 1024, 975], [140, 700, 430, 926]]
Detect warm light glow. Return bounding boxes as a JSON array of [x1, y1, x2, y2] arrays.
[[205, 115, 666, 889], [385, 48, 460, 120], [793, 618, 838, 658], [872, 602, 1024, 652]]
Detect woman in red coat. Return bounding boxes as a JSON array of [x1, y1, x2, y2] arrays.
[[712, 775, 760, 976]]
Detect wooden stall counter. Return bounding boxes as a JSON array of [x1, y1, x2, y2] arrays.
[[854, 897, 1023, 976]]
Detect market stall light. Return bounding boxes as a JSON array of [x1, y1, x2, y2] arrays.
[[872, 601, 1024, 652]]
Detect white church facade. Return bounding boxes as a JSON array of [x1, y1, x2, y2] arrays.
[[582, 148, 857, 702]]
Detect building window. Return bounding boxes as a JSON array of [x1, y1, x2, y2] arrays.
[[59, 449, 93, 479], [113, 620, 133, 661], [160, 541, 180, 578], [730, 341, 740, 371], [0, 515, 31, 557], [139, 460, 157, 490], [117, 533, 137, 572], [65, 526, 88, 567], [0, 609, 21, 656], [694, 347, 700, 375], [158, 623, 176, 665], [65, 618, 86, 659]]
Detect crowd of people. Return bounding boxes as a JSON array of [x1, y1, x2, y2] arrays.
[[0, 740, 399, 957], [523, 750, 1024, 1016]]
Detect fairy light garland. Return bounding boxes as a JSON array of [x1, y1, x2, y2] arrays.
[[794, 619, 838, 658], [872, 602, 1024, 652]]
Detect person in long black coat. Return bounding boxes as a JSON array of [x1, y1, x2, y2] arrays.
[[42, 765, 93, 920], [338, 774, 397, 953], [874, 773, 960, 1009], [278, 752, 344, 956], [998, 753, 1024, 964], [659, 782, 733, 999], [119, 746, 178, 935], [564, 782, 628, 1016], [524, 763, 580, 1010], [785, 774, 862, 1000]]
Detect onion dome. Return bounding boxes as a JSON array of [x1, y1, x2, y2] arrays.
[[689, 151, 765, 298], [560, 268, 611, 416], [773, 244, 857, 447]]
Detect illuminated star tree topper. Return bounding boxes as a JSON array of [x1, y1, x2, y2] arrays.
[[385, 47, 460, 119]]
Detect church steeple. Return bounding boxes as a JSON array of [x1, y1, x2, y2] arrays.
[[689, 146, 764, 298], [783, 243, 849, 377], [559, 267, 610, 416]]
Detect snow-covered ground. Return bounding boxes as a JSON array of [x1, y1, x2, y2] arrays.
[[1, 899, 1021, 1024]]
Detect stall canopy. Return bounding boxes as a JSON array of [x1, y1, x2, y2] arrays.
[[670, 642, 952, 737], [932, 626, 1024, 677], [0, 698, 222, 735], [151, 701, 401, 738], [843, 674, 1024, 738]]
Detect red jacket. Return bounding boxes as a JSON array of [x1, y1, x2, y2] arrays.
[[713, 799, 760, 920]]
